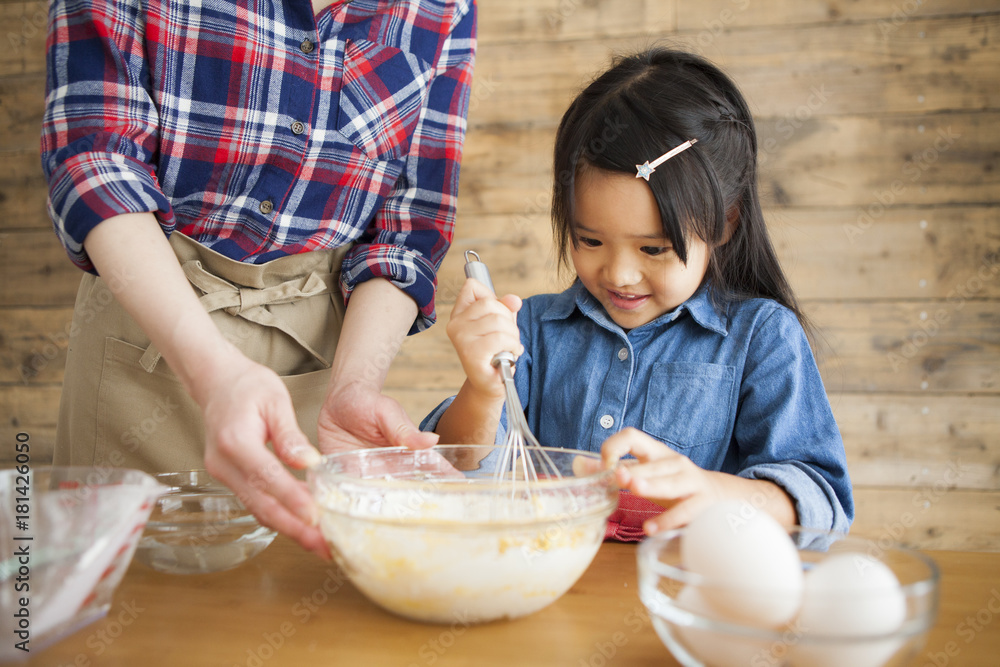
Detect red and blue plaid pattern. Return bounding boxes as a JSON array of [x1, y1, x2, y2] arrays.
[[42, 0, 476, 331]]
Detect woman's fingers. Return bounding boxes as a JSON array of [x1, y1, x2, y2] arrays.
[[267, 397, 322, 469], [373, 393, 440, 450], [206, 433, 329, 559]]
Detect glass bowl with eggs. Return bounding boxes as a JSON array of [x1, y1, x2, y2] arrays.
[[308, 444, 617, 624], [637, 502, 939, 667]]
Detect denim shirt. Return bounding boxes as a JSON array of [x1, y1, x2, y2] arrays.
[[422, 282, 854, 533]]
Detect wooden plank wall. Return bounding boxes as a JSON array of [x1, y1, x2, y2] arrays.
[[1, 1, 998, 550]]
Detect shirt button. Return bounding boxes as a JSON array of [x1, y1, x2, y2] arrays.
[[617, 347, 628, 361], [599, 415, 614, 429], [259, 199, 274, 215], [300, 39, 314, 54], [291, 120, 306, 135]]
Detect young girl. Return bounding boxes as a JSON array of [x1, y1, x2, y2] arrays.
[[422, 48, 853, 539]]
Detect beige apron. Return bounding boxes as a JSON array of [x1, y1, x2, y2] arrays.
[[54, 232, 349, 473]]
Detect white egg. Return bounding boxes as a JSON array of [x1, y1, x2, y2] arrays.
[[669, 585, 778, 667], [789, 553, 907, 667], [681, 501, 803, 627]]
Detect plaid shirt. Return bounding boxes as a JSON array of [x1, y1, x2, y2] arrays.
[[41, 0, 476, 331]]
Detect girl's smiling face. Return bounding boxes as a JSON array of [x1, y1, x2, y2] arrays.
[[570, 167, 710, 330]]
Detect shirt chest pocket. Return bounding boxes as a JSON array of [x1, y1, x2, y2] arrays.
[[337, 39, 433, 162], [641, 362, 736, 450]]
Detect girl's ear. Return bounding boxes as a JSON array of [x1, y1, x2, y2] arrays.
[[718, 205, 739, 246]]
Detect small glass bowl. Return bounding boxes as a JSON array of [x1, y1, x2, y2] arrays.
[[308, 444, 617, 624], [134, 470, 276, 575], [638, 527, 939, 667]]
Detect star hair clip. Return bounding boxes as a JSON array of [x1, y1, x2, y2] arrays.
[[635, 139, 698, 181]]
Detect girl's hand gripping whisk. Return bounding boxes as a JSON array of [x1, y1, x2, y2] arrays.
[[460, 251, 562, 484]]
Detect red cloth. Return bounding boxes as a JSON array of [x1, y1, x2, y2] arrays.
[[604, 490, 664, 542]]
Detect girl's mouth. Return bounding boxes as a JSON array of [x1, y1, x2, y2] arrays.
[[607, 290, 649, 311]]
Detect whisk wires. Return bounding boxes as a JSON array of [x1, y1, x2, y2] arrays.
[[490, 351, 562, 499]]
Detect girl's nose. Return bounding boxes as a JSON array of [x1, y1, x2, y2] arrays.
[[604, 252, 641, 287]]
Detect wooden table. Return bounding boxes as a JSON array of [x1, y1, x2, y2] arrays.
[[27, 538, 1000, 666]]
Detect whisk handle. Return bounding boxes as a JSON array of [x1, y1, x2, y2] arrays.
[[463, 251, 517, 372], [463, 250, 496, 294], [490, 350, 517, 373]]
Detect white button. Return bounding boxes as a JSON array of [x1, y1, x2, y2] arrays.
[[617, 347, 628, 361], [599, 415, 614, 429]]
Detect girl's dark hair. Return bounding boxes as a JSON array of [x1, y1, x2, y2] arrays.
[[552, 47, 807, 330]]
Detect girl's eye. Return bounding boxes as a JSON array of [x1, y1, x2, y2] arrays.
[[578, 236, 602, 248], [640, 246, 670, 256]]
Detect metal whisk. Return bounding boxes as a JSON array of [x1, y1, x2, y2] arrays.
[[463, 251, 562, 491]]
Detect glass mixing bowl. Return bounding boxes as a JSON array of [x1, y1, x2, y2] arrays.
[[0, 467, 163, 660], [134, 470, 276, 575], [308, 444, 617, 624], [638, 527, 939, 667]]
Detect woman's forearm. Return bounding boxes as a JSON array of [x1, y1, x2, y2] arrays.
[[82, 212, 240, 405], [329, 277, 419, 390]]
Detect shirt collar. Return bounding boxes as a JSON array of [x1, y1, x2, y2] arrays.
[[539, 281, 730, 336]]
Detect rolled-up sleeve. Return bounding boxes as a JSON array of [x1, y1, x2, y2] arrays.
[[733, 308, 854, 533], [341, 1, 476, 333], [41, 0, 174, 273]]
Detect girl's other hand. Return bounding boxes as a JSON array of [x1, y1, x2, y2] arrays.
[[601, 427, 725, 534], [446, 278, 523, 400], [601, 428, 797, 534]]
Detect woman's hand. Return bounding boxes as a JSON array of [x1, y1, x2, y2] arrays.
[[601, 428, 796, 534], [316, 380, 438, 453], [197, 348, 331, 560], [445, 278, 523, 401]]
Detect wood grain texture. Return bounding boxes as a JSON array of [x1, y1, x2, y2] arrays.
[[0, 74, 44, 152], [477, 0, 677, 43], [470, 14, 1000, 128], [0, 150, 49, 229], [852, 487, 1000, 552], [0, 307, 75, 384], [0, 1, 47, 76], [831, 393, 1000, 490], [676, 0, 1000, 30], [0, 231, 81, 307]]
